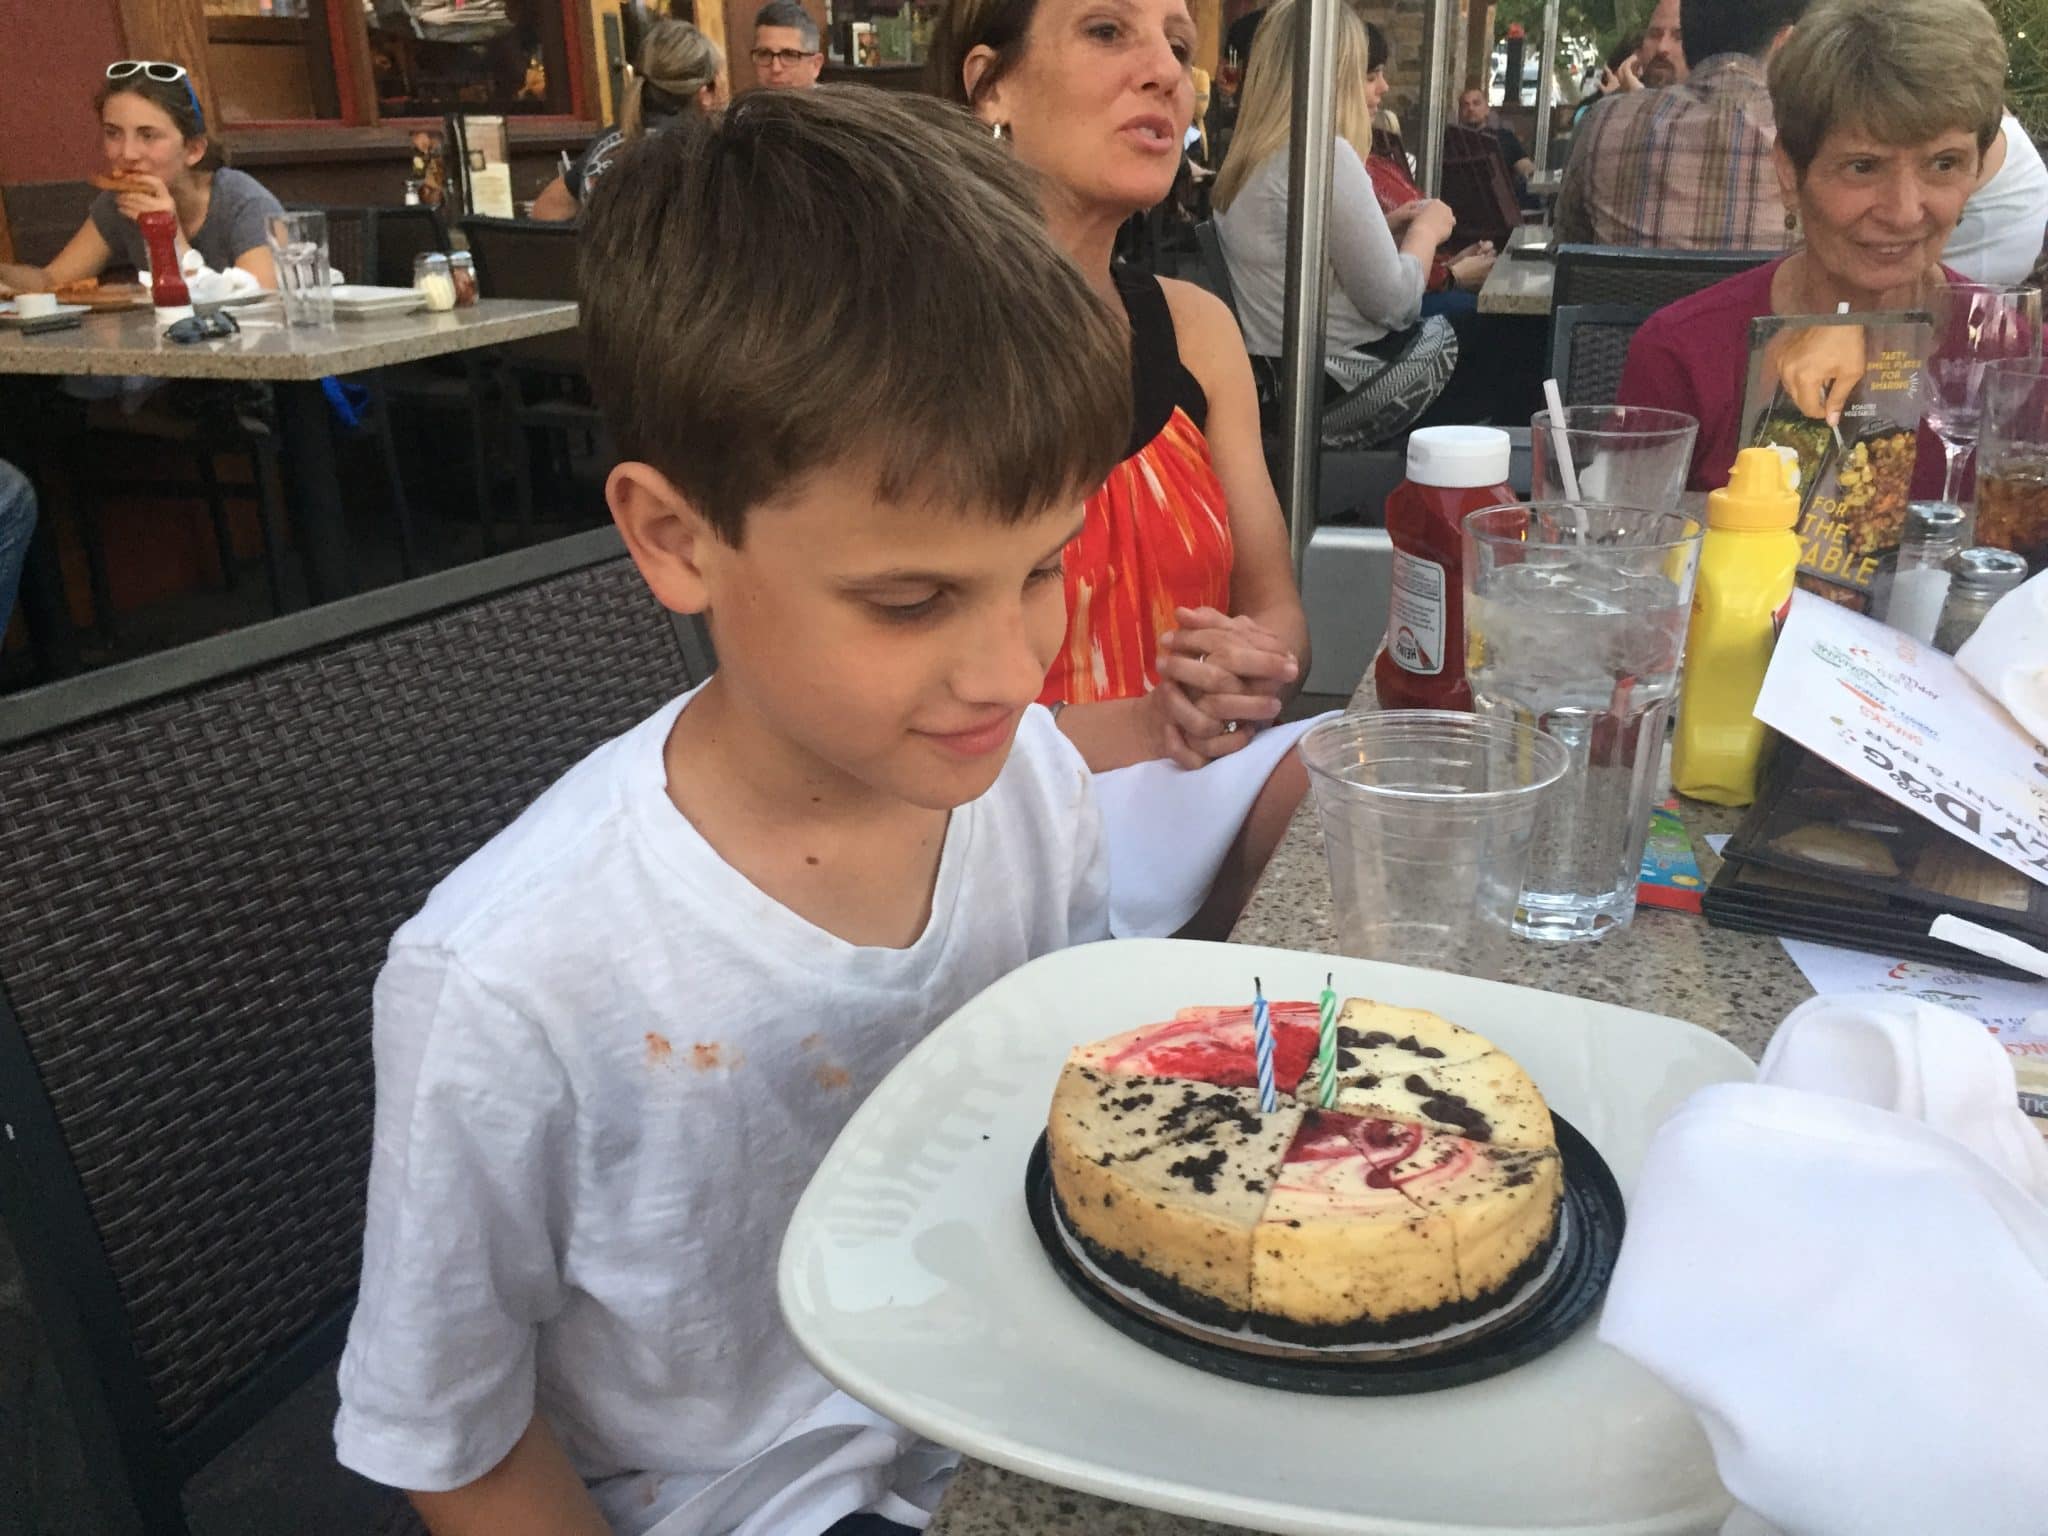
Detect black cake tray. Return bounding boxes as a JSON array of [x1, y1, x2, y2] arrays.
[[1024, 1113, 1624, 1396]]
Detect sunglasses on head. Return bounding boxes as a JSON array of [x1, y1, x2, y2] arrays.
[[165, 309, 239, 345], [106, 60, 207, 130]]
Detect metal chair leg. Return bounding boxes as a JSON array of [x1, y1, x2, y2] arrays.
[[462, 355, 500, 556], [365, 374, 419, 578], [247, 434, 292, 615], [195, 450, 240, 591]]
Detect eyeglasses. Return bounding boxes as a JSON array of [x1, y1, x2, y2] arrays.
[[106, 59, 207, 130], [165, 310, 240, 345], [750, 48, 818, 67]]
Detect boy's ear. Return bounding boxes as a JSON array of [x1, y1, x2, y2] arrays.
[[608, 461, 716, 616]]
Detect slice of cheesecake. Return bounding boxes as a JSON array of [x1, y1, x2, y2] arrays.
[[1049, 1063, 1305, 1325], [1317, 1050, 1555, 1150], [1377, 1130, 1564, 1300], [1070, 1003, 1324, 1092]]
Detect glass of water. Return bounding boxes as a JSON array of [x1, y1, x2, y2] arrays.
[[1463, 502, 1704, 941], [265, 210, 333, 328]]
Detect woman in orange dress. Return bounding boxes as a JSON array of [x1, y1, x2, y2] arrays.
[[930, 0, 1318, 937]]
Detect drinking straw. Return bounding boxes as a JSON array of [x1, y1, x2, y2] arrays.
[[1317, 972, 1340, 1108], [1253, 977, 1277, 1113], [1542, 377, 1583, 499]]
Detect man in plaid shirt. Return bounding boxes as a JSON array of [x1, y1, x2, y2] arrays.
[[1556, 0, 1808, 250]]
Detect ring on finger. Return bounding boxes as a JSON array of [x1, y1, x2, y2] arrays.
[[1224, 720, 1240, 734]]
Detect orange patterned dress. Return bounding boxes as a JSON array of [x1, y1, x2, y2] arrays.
[[1040, 267, 1235, 706]]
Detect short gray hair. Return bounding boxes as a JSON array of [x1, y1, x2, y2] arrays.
[[753, 0, 820, 51]]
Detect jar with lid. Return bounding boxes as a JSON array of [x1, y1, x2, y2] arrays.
[[413, 252, 457, 313], [1933, 546, 2028, 653], [448, 251, 478, 308], [1373, 426, 1516, 711], [1880, 502, 1967, 643]]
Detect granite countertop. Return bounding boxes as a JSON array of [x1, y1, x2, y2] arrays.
[[1477, 224, 1554, 318], [928, 677, 1812, 1536], [0, 298, 577, 382]]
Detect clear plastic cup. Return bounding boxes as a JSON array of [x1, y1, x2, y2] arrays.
[[1464, 501, 1704, 942], [1531, 405, 1698, 509], [264, 210, 333, 329], [1300, 710, 1570, 978]]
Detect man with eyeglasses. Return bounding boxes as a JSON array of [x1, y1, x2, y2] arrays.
[[751, 0, 823, 89]]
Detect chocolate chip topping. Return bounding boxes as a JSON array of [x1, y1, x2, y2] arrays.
[[1337, 1049, 1358, 1070], [1113, 1092, 1155, 1112], [1166, 1148, 1229, 1193]]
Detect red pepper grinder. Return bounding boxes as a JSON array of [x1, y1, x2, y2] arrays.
[[137, 209, 192, 324]]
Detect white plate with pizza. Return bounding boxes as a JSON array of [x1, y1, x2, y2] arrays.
[[779, 937, 1754, 1535]]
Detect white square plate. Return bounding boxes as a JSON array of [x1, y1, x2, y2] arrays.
[[0, 302, 89, 326], [329, 284, 428, 317], [779, 938, 1754, 1535]]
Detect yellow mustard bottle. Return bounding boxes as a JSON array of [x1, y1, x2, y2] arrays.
[[1672, 447, 1802, 806]]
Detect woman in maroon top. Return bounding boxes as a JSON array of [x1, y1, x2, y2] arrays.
[[1616, 0, 2009, 494]]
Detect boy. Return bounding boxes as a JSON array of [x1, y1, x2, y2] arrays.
[[333, 89, 1131, 1535]]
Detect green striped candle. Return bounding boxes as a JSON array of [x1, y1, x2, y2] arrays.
[[1317, 973, 1339, 1108]]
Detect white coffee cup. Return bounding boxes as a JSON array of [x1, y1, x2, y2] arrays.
[[14, 292, 58, 318]]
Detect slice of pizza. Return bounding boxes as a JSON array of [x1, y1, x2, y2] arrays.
[[90, 173, 157, 195]]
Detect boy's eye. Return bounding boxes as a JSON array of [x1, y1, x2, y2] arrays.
[[1027, 561, 1065, 587], [870, 593, 943, 622]]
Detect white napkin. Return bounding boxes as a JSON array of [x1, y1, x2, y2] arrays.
[[1092, 712, 1333, 937], [1599, 995, 2048, 1536], [1955, 568, 2048, 747]]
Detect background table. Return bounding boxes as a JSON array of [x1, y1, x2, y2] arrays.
[[926, 675, 1812, 1535], [1479, 223, 1556, 317], [0, 299, 578, 621]]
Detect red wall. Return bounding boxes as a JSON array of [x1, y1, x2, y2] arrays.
[[0, 0, 128, 186]]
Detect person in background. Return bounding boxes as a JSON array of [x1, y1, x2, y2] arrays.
[[1573, 31, 1641, 125], [1613, 0, 1687, 90], [929, 0, 1318, 940], [333, 90, 1128, 1536], [1223, 1, 1267, 73], [0, 461, 36, 633], [1363, 24, 1496, 303], [1616, 0, 2003, 494], [752, 0, 824, 88], [1455, 85, 1535, 191], [1555, 0, 1804, 250], [0, 62, 280, 297], [1943, 111, 2048, 285], [1217, 1, 1482, 445], [532, 19, 724, 220]]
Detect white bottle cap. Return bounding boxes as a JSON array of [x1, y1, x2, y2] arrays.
[[1404, 425, 1513, 490]]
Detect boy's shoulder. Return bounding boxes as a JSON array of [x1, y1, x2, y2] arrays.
[[395, 693, 685, 962]]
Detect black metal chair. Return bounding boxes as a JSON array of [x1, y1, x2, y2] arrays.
[[1548, 302, 1657, 406], [368, 206, 451, 290], [1552, 243, 1778, 311], [0, 528, 709, 1536], [1441, 124, 1521, 252], [459, 215, 604, 532]]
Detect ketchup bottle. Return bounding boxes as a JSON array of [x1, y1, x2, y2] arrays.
[[136, 209, 192, 323], [1373, 426, 1516, 711]]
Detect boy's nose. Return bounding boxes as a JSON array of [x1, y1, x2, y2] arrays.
[[953, 607, 1054, 709]]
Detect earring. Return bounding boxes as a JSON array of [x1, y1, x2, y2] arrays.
[[1784, 205, 1798, 234], [991, 121, 1011, 143]]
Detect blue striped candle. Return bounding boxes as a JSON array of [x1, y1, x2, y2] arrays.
[[1252, 977, 1277, 1112]]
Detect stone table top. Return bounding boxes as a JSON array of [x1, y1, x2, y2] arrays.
[[1478, 223, 1554, 317], [928, 677, 1811, 1536], [0, 298, 577, 382]]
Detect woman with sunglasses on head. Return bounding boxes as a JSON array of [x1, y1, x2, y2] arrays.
[[0, 61, 283, 299]]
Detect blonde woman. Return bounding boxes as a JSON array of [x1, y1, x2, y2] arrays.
[[1212, 0, 1473, 444], [532, 19, 725, 221]]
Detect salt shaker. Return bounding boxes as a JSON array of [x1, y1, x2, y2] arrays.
[[413, 252, 457, 313], [1882, 502, 1966, 643], [447, 250, 478, 308], [1933, 546, 2028, 654]]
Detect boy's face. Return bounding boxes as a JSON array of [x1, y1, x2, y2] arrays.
[[626, 463, 1082, 812]]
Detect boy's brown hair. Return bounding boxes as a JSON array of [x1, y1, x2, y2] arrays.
[[579, 86, 1131, 545]]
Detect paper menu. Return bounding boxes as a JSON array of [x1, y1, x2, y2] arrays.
[[1753, 591, 2048, 888]]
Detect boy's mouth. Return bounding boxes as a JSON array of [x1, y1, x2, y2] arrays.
[[917, 711, 1021, 759]]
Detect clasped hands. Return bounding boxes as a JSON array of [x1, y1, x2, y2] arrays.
[[1149, 605, 1300, 770]]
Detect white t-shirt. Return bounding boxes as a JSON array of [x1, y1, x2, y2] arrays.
[[1945, 115, 2048, 286], [333, 691, 1108, 1535], [1215, 139, 1426, 359]]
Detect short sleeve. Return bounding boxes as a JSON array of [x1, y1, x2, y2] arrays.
[[1067, 752, 1113, 945], [333, 945, 573, 1492], [218, 172, 285, 268]]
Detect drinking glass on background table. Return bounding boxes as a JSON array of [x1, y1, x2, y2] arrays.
[[1530, 406, 1698, 509], [264, 210, 333, 328], [1917, 282, 2041, 512], [1464, 503, 1703, 942], [1976, 358, 2048, 571], [1299, 711, 1569, 979]]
